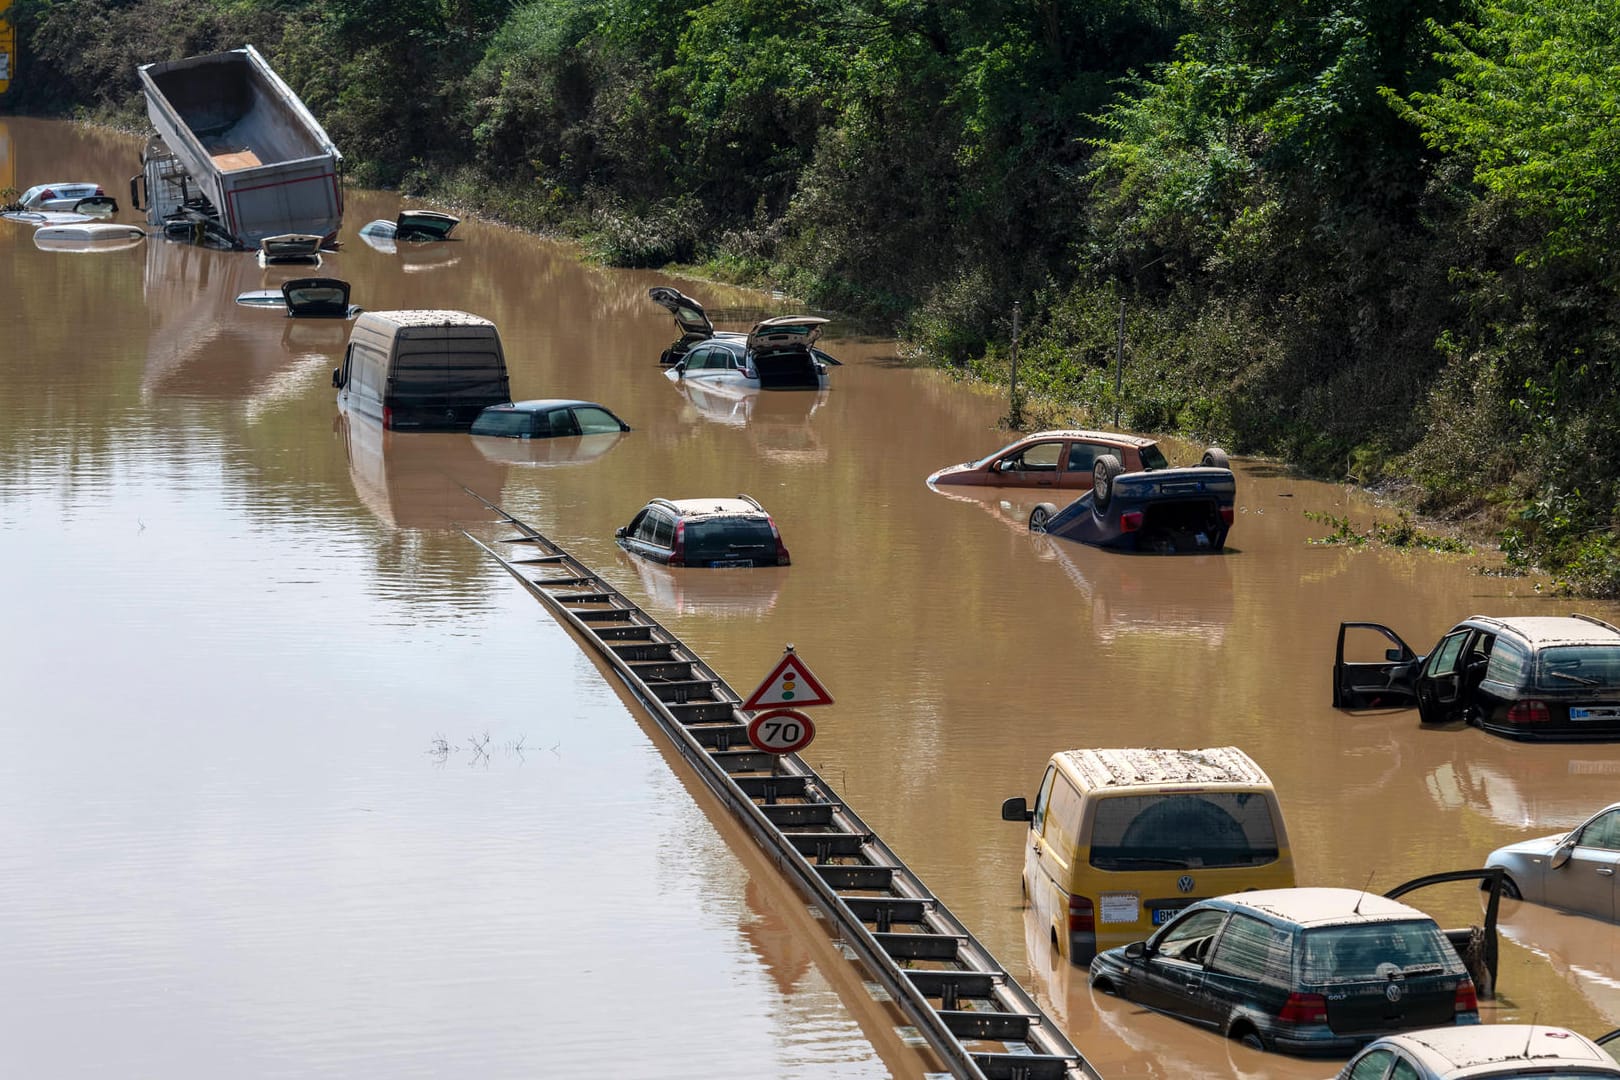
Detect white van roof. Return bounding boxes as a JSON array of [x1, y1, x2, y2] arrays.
[[359, 309, 494, 329], [1056, 746, 1271, 790]]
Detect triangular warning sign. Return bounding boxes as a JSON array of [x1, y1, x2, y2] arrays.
[[742, 651, 834, 710]]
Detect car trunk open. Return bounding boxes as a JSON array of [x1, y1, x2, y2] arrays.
[[753, 349, 822, 390]]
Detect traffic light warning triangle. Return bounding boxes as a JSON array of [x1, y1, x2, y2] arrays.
[[742, 652, 834, 710]]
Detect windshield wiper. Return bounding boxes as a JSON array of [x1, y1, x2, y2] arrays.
[[1547, 670, 1601, 686]]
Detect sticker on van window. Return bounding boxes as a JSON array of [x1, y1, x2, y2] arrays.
[[1099, 892, 1141, 924]]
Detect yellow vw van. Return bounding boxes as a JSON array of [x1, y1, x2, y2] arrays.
[[1001, 746, 1294, 964]]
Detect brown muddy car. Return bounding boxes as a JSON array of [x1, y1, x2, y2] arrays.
[[927, 430, 1217, 492]]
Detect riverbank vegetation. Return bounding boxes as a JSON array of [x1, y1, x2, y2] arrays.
[[9, 0, 1618, 593]]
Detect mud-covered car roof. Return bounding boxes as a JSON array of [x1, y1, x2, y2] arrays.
[[657, 496, 769, 519], [1464, 614, 1620, 648], [1057, 746, 1271, 789], [1375, 1024, 1618, 1075], [1221, 887, 1429, 928], [1019, 429, 1160, 447]]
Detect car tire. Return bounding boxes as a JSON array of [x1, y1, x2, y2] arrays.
[[1201, 446, 1230, 469], [1092, 455, 1122, 511], [1237, 1030, 1265, 1052], [1029, 502, 1059, 533], [1491, 874, 1522, 900]]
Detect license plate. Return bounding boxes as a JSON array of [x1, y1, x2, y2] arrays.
[[1570, 707, 1618, 721], [1573, 708, 1592, 719], [710, 559, 753, 569], [1152, 907, 1181, 925]]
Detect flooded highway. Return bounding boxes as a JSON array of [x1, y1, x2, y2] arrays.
[[5, 116, 1620, 1077]]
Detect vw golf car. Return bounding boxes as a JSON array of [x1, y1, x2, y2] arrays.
[[1333, 614, 1620, 739], [1000, 746, 1294, 965], [1089, 888, 1479, 1056], [1486, 801, 1620, 919], [615, 496, 790, 568]]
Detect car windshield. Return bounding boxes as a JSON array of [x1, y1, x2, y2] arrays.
[[1300, 921, 1460, 982], [971, 441, 1029, 469], [1535, 645, 1620, 690], [684, 518, 776, 561], [1140, 443, 1170, 470], [1088, 793, 1280, 870]]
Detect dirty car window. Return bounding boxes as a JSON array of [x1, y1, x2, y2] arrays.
[[1300, 921, 1460, 982], [1536, 645, 1620, 690], [1088, 794, 1280, 870], [1139, 444, 1170, 470]]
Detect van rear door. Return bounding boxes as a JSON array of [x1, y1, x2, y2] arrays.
[[389, 341, 510, 431]]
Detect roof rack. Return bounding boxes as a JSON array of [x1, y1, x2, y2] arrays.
[[737, 494, 764, 511], [1572, 613, 1620, 635], [648, 497, 682, 514]]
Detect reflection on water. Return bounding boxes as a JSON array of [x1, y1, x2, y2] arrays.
[[9, 116, 1620, 1080]]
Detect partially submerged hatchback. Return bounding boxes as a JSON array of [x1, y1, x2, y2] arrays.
[[928, 430, 1179, 490], [649, 286, 839, 388], [236, 277, 359, 318], [1333, 1024, 1620, 1079], [471, 399, 630, 439], [1089, 887, 1479, 1056], [1334, 614, 1620, 739], [18, 182, 105, 211], [615, 496, 790, 568]]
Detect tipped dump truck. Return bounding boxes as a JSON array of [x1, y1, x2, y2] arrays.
[[132, 45, 342, 248]]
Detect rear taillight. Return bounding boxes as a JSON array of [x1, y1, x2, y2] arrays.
[[1068, 895, 1094, 934], [39, 188, 57, 200], [1506, 700, 1550, 724], [669, 521, 686, 567], [1220, 506, 1235, 525], [1454, 979, 1478, 1016], [1277, 992, 1328, 1025], [767, 516, 791, 566], [382, 405, 393, 430], [1120, 511, 1144, 532], [94, 185, 105, 196]]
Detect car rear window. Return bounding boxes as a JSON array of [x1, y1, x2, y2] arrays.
[[684, 518, 776, 561], [1088, 793, 1281, 870], [1139, 444, 1170, 470], [1300, 921, 1462, 983], [1535, 645, 1620, 690]]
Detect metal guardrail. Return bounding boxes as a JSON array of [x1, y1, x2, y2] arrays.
[[465, 496, 1099, 1080]]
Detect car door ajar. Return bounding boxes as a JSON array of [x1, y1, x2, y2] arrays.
[[1551, 809, 1620, 922], [1334, 623, 1421, 708], [1415, 629, 1473, 725]]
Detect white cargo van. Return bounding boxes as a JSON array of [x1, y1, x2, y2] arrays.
[[332, 310, 511, 431]]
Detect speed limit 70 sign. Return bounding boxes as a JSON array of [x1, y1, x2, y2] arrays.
[[746, 707, 816, 754]]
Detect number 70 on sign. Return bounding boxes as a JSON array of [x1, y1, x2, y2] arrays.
[[747, 707, 816, 754]]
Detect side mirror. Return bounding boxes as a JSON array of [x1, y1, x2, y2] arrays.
[[614, 526, 628, 539], [1385, 647, 1405, 662], [1124, 941, 1147, 960], [331, 368, 344, 389], [1551, 836, 1577, 870], [1001, 796, 1032, 823]]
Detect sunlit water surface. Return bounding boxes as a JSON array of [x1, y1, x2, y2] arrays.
[[4, 117, 1620, 1079]]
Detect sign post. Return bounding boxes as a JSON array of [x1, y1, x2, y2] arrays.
[[743, 645, 832, 754]]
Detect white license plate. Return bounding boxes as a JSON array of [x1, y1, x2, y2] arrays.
[[1152, 907, 1181, 925], [710, 560, 753, 569]]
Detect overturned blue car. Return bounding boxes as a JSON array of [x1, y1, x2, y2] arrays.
[[1028, 449, 1236, 553]]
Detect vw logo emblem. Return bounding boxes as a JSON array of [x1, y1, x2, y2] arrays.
[[1177, 875, 1196, 894], [1385, 982, 1404, 1003]]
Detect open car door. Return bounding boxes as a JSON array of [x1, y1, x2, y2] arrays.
[[1333, 622, 1421, 708], [1385, 867, 1506, 999]]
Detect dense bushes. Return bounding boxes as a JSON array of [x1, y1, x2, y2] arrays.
[[7, 0, 1618, 592]]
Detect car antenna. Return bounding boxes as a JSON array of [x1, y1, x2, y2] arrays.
[[1521, 1013, 1538, 1059], [1352, 869, 1375, 916]]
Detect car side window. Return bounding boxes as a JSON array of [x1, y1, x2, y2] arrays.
[[651, 514, 675, 549], [1020, 443, 1063, 470], [1389, 1056, 1421, 1080], [1031, 766, 1057, 834], [546, 409, 582, 437], [625, 510, 649, 541], [1579, 810, 1620, 851], [1152, 908, 1228, 962], [1422, 630, 1471, 678], [574, 407, 623, 434], [1344, 1049, 1394, 1080], [684, 347, 710, 371], [1207, 913, 1289, 983], [1484, 638, 1530, 684], [1043, 776, 1083, 854]]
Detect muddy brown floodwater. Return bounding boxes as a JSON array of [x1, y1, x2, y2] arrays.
[[5, 117, 1620, 1078]]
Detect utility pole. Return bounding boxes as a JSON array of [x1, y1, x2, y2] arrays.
[[1009, 301, 1023, 429], [1114, 298, 1126, 428]]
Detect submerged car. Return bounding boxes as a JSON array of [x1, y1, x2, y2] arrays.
[[1332, 1025, 1620, 1079], [1089, 887, 1479, 1056], [470, 399, 630, 439], [257, 233, 324, 267], [32, 223, 146, 252], [18, 182, 105, 211], [1027, 448, 1235, 553], [1486, 801, 1620, 917], [615, 496, 790, 568], [358, 210, 460, 246], [649, 286, 840, 378], [665, 316, 833, 391], [235, 277, 360, 318], [1333, 614, 1620, 739], [928, 430, 1186, 490]]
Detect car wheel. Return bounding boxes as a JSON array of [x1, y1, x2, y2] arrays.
[[1029, 502, 1059, 533], [1201, 446, 1230, 469], [1092, 455, 1122, 511], [1489, 874, 1522, 900], [1238, 1031, 1265, 1052]]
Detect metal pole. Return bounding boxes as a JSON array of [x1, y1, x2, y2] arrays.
[[1114, 298, 1126, 428], [1010, 302, 1021, 429]]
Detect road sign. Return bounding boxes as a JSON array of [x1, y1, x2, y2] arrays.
[[747, 708, 816, 754], [742, 646, 834, 710]]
